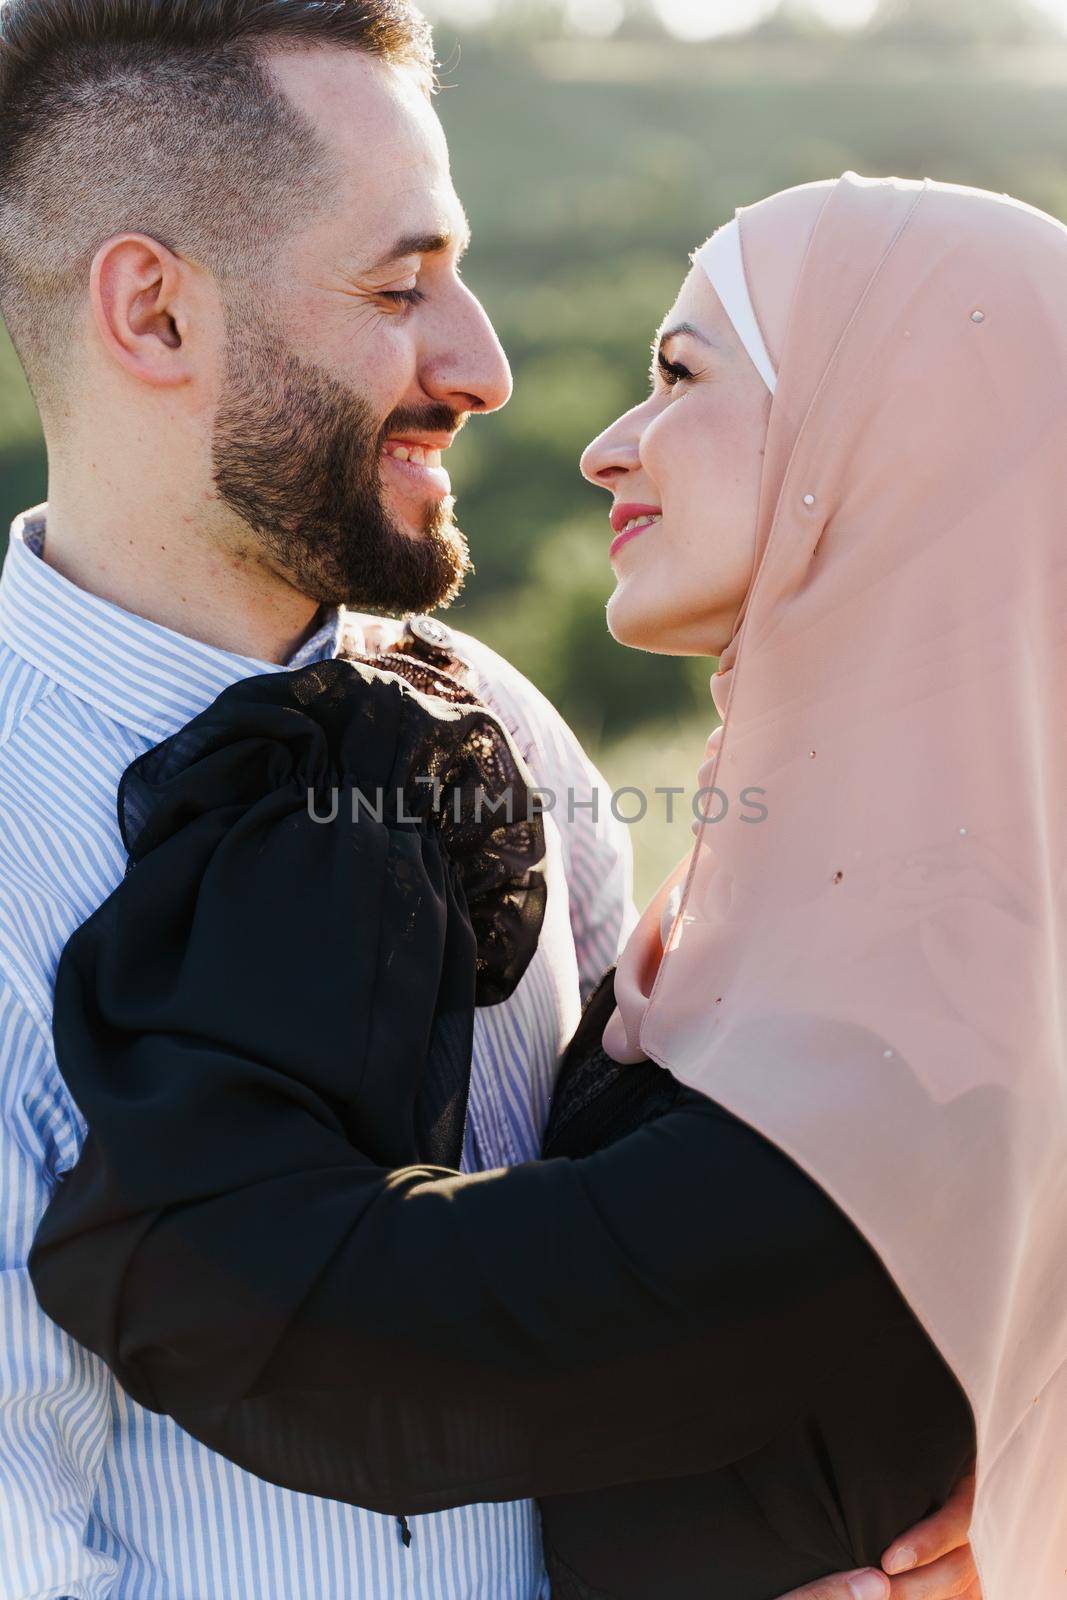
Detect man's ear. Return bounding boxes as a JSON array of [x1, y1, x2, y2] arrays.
[[89, 232, 196, 389]]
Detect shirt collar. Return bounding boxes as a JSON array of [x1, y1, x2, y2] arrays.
[[0, 504, 362, 743]]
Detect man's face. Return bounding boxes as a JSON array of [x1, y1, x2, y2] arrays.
[[211, 48, 512, 614]]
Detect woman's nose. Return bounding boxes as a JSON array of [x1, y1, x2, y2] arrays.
[[580, 417, 643, 489]]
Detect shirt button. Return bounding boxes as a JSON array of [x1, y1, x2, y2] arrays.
[[409, 615, 453, 649]]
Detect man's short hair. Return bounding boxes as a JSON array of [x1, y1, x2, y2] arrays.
[[0, 0, 435, 413]]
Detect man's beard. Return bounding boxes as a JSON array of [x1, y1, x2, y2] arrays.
[[211, 300, 472, 614]]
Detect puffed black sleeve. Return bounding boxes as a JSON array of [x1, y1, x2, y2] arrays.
[[28, 662, 932, 1518]]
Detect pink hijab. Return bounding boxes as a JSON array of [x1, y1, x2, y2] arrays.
[[604, 170, 1067, 1596]]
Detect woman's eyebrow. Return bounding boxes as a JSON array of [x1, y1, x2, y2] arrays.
[[657, 320, 716, 350], [653, 321, 728, 368]]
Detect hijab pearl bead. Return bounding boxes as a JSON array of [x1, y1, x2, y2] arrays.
[[803, 493, 816, 507], [971, 310, 985, 322]]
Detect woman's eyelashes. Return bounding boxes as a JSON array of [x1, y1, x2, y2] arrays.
[[654, 347, 696, 390]]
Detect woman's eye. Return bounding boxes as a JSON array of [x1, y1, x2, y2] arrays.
[[655, 351, 694, 389], [379, 287, 426, 310]]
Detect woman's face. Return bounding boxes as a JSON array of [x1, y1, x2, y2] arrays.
[[580, 262, 772, 657]]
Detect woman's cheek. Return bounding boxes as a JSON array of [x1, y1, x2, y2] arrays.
[[640, 408, 691, 505]]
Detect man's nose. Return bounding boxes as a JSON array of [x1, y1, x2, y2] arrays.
[[422, 287, 512, 415]]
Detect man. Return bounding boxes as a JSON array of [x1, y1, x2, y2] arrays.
[[0, 2, 978, 1596]]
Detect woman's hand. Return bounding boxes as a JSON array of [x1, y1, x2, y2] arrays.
[[777, 1574, 890, 1600], [879, 1467, 979, 1598], [778, 1466, 980, 1600]]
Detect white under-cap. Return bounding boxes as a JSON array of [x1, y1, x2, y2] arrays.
[[694, 219, 778, 394]]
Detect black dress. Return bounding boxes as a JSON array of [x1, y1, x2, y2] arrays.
[[28, 653, 976, 1600]]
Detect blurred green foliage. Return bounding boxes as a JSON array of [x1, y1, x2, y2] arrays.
[[4, 7, 1067, 894]]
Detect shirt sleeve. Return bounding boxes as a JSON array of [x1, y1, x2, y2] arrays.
[[0, 973, 117, 1600], [537, 720, 638, 1003]]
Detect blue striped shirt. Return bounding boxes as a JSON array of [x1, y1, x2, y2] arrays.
[[0, 504, 635, 1600]]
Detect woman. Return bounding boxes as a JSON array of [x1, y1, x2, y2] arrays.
[[29, 170, 1065, 1596], [579, 170, 1067, 1596]]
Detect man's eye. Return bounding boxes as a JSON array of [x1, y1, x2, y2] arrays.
[[379, 287, 426, 309]]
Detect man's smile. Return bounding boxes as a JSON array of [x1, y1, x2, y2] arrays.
[[381, 434, 454, 499]]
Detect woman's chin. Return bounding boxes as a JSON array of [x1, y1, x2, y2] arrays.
[[605, 584, 653, 649], [606, 583, 722, 657]]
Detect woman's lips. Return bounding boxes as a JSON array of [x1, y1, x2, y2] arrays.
[[609, 504, 663, 560]]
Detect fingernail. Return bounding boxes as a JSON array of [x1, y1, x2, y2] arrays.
[[883, 1545, 918, 1575], [848, 1571, 890, 1600]]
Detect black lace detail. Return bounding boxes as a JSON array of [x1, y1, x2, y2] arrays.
[[355, 615, 484, 704], [362, 628, 548, 1009]]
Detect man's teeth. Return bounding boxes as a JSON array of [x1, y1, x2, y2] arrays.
[[620, 513, 663, 534], [384, 443, 443, 469]]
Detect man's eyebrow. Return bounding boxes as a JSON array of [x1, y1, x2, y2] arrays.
[[366, 221, 472, 275]]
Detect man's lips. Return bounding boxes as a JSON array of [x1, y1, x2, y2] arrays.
[[381, 436, 453, 500], [609, 502, 663, 559]]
